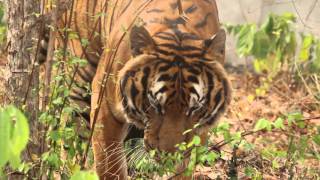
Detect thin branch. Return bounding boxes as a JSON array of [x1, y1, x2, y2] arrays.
[[291, 0, 311, 28], [305, 0, 318, 22]]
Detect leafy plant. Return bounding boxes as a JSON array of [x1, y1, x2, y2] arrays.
[[0, 106, 29, 177], [226, 13, 297, 75], [226, 13, 320, 98]]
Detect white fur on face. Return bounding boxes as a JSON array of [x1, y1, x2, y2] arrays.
[[187, 76, 205, 116]]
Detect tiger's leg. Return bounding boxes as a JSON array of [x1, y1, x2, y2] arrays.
[[91, 98, 128, 180]]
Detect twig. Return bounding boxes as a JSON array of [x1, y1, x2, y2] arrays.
[[305, 0, 318, 22], [291, 0, 311, 28], [227, 146, 238, 179], [42, 0, 60, 111]]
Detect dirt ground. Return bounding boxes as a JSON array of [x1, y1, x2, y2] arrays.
[[193, 67, 320, 179]]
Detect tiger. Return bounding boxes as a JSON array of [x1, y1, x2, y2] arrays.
[[39, 0, 231, 179]]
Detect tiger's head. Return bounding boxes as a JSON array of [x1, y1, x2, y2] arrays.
[[117, 25, 231, 152]]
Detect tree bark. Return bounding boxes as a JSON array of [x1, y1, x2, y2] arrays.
[[5, 0, 41, 177]]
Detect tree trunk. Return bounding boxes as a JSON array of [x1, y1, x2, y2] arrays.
[[5, 0, 41, 177]]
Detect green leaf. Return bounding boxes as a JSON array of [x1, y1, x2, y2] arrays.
[[0, 106, 29, 170], [206, 152, 219, 164], [52, 97, 64, 105], [299, 35, 313, 61], [244, 166, 255, 177], [47, 152, 61, 169], [0, 108, 10, 168], [185, 148, 197, 176], [313, 135, 320, 146], [272, 159, 280, 169], [287, 112, 303, 125], [81, 38, 90, 47], [70, 171, 99, 180], [252, 30, 271, 59], [236, 24, 256, 57], [273, 117, 285, 130], [7, 107, 29, 169], [49, 130, 61, 141], [217, 121, 230, 132], [188, 136, 201, 148], [254, 118, 272, 131]]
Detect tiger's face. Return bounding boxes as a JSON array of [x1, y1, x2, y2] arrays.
[[118, 26, 231, 152]]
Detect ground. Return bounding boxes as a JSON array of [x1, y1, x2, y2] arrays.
[[193, 67, 320, 179]]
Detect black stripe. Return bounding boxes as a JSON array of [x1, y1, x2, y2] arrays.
[[147, 8, 164, 13], [158, 43, 202, 51], [70, 86, 91, 102], [120, 0, 133, 17], [207, 91, 225, 125], [182, 53, 205, 58], [164, 17, 186, 27], [195, 13, 212, 28], [180, 90, 187, 105], [122, 97, 128, 109], [223, 80, 229, 97], [149, 18, 162, 24], [154, 34, 179, 43], [154, 31, 180, 44], [78, 111, 90, 124], [205, 71, 214, 104], [158, 64, 171, 72], [185, 4, 197, 14], [141, 67, 150, 109], [173, 29, 200, 40], [40, 47, 47, 56], [193, 63, 203, 72], [77, 67, 93, 83], [141, 67, 150, 92], [155, 86, 168, 97], [130, 80, 141, 114], [157, 74, 172, 82], [156, 49, 203, 59], [214, 89, 222, 105], [85, 53, 99, 68], [69, 94, 85, 102], [187, 66, 201, 75], [166, 91, 176, 105], [187, 75, 199, 84], [172, 72, 178, 81], [189, 87, 200, 100], [120, 75, 129, 96]]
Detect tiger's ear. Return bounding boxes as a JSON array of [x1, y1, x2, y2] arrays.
[[130, 26, 155, 56], [203, 29, 226, 61]]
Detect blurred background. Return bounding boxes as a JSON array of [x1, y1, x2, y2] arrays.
[[217, 0, 320, 66]]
